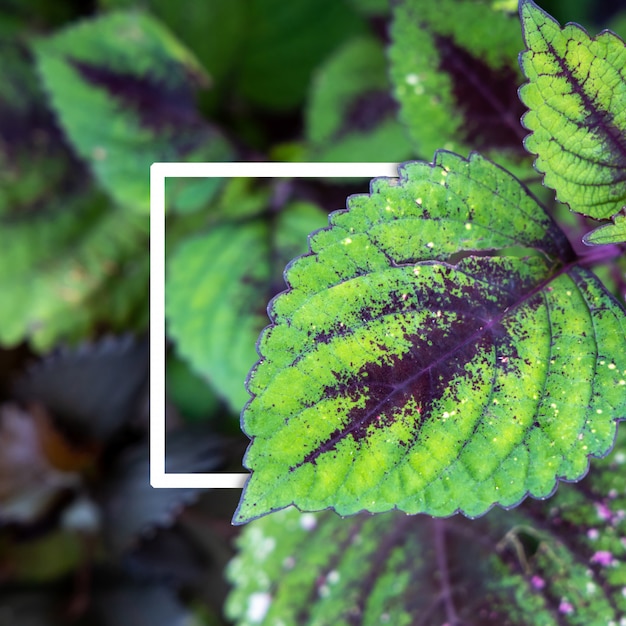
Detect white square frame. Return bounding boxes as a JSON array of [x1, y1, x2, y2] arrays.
[[150, 162, 400, 488]]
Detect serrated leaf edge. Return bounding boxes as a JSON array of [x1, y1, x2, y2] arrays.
[[517, 0, 626, 222]]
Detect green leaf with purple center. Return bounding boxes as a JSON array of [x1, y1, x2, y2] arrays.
[[389, 0, 527, 161], [227, 430, 626, 625], [519, 0, 626, 239], [234, 151, 626, 524], [34, 11, 232, 213]]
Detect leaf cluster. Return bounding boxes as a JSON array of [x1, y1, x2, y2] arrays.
[[0, 0, 624, 624]]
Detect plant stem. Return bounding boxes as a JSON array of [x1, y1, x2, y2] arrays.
[[577, 244, 624, 268]]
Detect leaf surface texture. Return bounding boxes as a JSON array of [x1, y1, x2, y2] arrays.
[[228, 431, 626, 625], [519, 0, 626, 223]]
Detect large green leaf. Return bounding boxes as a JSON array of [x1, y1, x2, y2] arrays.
[[519, 0, 626, 225], [389, 0, 527, 161], [227, 430, 626, 625], [34, 11, 232, 213], [234, 151, 626, 524], [166, 201, 328, 413]]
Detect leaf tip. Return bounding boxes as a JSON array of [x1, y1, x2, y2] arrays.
[[518, 0, 540, 25], [582, 211, 626, 246], [232, 485, 254, 526]]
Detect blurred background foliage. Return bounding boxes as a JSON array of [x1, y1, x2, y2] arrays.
[[0, 0, 624, 624]]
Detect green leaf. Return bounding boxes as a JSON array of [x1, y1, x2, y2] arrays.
[[165, 177, 226, 216], [519, 0, 626, 221], [234, 0, 367, 110], [0, 40, 82, 220], [227, 432, 626, 625], [122, 0, 246, 92], [389, 0, 527, 160], [305, 36, 413, 162], [34, 11, 232, 213], [0, 39, 150, 350], [166, 352, 220, 423], [211, 178, 274, 223], [0, 188, 148, 350], [583, 211, 626, 245], [166, 201, 328, 413], [234, 151, 626, 524]]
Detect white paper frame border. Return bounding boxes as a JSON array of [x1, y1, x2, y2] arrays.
[[151, 162, 400, 488]]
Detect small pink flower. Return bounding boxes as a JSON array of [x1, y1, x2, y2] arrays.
[[591, 551, 614, 567], [587, 528, 599, 540], [596, 503, 612, 521], [559, 600, 574, 615], [530, 575, 545, 590]]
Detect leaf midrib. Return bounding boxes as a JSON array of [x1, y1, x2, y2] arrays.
[[291, 259, 571, 470]]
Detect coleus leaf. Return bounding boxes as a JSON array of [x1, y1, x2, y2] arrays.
[[34, 11, 232, 213], [234, 151, 626, 524], [166, 201, 328, 413], [15, 334, 148, 442], [0, 189, 148, 350], [519, 0, 626, 229], [97, 425, 226, 555], [227, 432, 626, 625], [389, 0, 527, 160], [113, 0, 246, 94], [305, 36, 413, 163], [0, 41, 149, 349], [583, 211, 626, 246], [0, 41, 76, 219]]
